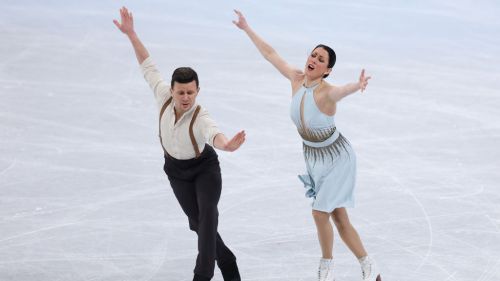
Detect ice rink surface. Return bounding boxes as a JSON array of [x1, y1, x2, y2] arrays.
[[1, 1, 499, 280]]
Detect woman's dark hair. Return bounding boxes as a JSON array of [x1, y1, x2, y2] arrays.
[[313, 44, 336, 78], [171, 67, 199, 88]]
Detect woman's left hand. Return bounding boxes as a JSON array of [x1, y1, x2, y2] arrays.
[[359, 69, 371, 93]]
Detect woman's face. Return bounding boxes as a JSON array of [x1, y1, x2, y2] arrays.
[[171, 80, 199, 114], [304, 47, 331, 79]]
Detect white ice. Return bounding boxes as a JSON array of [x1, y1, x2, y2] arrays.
[[1, 1, 500, 280]]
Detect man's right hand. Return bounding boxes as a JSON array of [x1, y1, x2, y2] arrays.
[[113, 6, 135, 36]]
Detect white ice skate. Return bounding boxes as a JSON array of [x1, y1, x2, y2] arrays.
[[318, 258, 335, 281], [359, 256, 381, 281]]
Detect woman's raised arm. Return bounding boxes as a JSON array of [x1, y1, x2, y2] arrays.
[[233, 10, 303, 83], [327, 69, 372, 102]]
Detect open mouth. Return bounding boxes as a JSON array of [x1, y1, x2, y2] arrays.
[[307, 64, 315, 71]]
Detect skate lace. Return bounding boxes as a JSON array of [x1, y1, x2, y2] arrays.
[[361, 260, 371, 280], [318, 262, 331, 280], [318, 266, 327, 280]]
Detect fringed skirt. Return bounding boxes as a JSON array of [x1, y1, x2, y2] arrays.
[[298, 130, 356, 212]]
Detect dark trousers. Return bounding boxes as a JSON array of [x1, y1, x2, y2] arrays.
[[163, 145, 236, 279]]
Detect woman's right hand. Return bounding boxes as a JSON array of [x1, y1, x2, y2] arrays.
[[232, 10, 249, 30], [113, 7, 135, 35]]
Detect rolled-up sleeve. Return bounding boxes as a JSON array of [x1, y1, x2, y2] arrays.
[[140, 57, 171, 106], [197, 108, 222, 147]]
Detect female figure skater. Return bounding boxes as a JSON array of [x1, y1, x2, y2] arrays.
[[233, 10, 381, 281], [114, 7, 244, 281]]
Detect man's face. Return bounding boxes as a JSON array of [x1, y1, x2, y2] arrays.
[[171, 80, 199, 115]]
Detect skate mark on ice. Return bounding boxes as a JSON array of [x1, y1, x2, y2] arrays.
[[362, 154, 434, 276]]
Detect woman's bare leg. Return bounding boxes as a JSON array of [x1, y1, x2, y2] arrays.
[[331, 207, 367, 258], [312, 210, 334, 258]]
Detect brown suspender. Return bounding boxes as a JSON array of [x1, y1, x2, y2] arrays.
[[158, 97, 173, 156], [189, 106, 202, 158], [158, 96, 202, 158]]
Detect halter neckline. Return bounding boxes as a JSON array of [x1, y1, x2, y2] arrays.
[[303, 80, 322, 89]]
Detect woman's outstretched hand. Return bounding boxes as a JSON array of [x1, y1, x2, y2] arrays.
[[113, 7, 135, 35], [232, 10, 248, 30], [359, 69, 371, 93]]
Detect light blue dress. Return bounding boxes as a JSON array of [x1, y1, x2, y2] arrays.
[[290, 83, 356, 212]]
